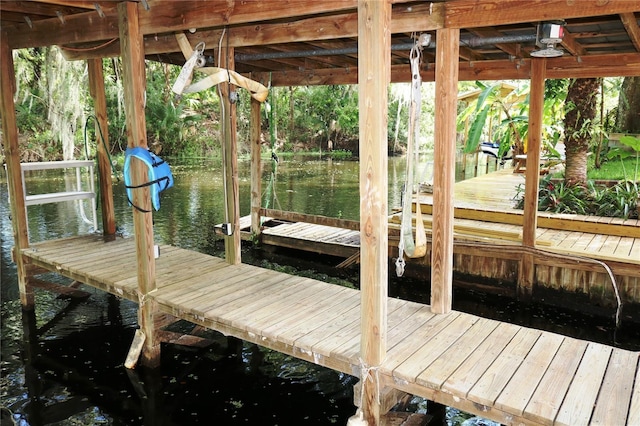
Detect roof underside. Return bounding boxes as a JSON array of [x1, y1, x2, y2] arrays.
[[1, 0, 639, 85]]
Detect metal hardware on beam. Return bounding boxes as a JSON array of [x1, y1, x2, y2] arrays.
[[94, 3, 105, 18], [235, 34, 538, 62]]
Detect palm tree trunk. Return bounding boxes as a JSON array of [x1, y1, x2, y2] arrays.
[[563, 78, 601, 186]]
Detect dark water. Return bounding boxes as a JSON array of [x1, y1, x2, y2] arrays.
[[3, 154, 635, 426], [1, 156, 413, 426]]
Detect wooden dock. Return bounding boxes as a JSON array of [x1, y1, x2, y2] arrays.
[[21, 235, 640, 425], [242, 169, 640, 305]]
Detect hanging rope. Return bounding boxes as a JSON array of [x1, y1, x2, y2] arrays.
[[172, 32, 268, 102], [396, 37, 428, 277], [263, 76, 281, 213]]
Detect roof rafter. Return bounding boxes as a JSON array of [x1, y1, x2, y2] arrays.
[[620, 12, 640, 52]]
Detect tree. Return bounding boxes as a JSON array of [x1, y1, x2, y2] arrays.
[[563, 78, 601, 186], [616, 76, 640, 133]]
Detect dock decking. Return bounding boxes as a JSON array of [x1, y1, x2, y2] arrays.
[[22, 235, 640, 425]]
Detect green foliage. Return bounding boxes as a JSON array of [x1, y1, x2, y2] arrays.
[[514, 174, 638, 219], [328, 149, 353, 160], [606, 135, 640, 182]]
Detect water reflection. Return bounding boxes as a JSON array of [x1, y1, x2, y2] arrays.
[[0, 154, 540, 425]]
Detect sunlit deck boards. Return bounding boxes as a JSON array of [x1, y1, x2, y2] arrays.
[[261, 221, 360, 258], [21, 235, 640, 425]]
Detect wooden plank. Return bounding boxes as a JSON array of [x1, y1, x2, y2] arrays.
[[118, 251, 228, 292], [523, 338, 588, 425], [555, 343, 613, 426], [261, 209, 360, 231], [250, 95, 262, 236], [358, 1, 390, 423], [590, 348, 638, 425], [430, 27, 459, 314], [163, 264, 270, 311], [160, 263, 265, 308], [277, 292, 362, 348], [383, 303, 433, 352], [176, 268, 271, 316], [119, 0, 158, 368], [244, 280, 346, 336], [445, 0, 640, 28], [393, 314, 479, 383], [87, 58, 116, 236], [416, 317, 500, 390], [202, 273, 310, 322], [340, 299, 417, 361], [598, 235, 621, 256], [260, 285, 355, 340], [494, 333, 564, 416], [467, 327, 541, 407], [385, 312, 460, 371], [614, 237, 635, 258], [295, 301, 360, 354], [627, 359, 640, 426], [442, 322, 520, 397]]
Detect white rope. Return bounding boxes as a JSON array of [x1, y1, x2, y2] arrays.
[[349, 357, 383, 425], [397, 36, 428, 276], [137, 287, 157, 308]]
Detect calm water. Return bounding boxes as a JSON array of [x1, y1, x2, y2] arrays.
[[0, 155, 423, 426], [3, 154, 634, 425]]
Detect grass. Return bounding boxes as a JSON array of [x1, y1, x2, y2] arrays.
[[552, 156, 639, 181], [587, 156, 639, 181]]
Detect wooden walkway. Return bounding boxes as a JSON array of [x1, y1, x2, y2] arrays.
[[254, 169, 640, 264], [21, 235, 640, 425]]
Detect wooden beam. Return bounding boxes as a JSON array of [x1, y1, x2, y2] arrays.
[[358, 0, 391, 426], [220, 45, 241, 265], [357, 0, 390, 424], [620, 12, 640, 52], [445, 0, 640, 29], [57, 2, 442, 61], [118, 1, 159, 368], [260, 209, 361, 231], [9, 1, 361, 49], [560, 30, 587, 57], [431, 28, 459, 315], [250, 91, 263, 237], [519, 58, 546, 299], [0, 31, 33, 308], [261, 51, 640, 87], [87, 58, 116, 237]]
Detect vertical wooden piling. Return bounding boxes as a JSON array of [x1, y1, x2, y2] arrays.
[[520, 58, 546, 298], [87, 58, 116, 237], [220, 45, 241, 265], [0, 31, 33, 309], [250, 95, 262, 237], [431, 28, 460, 314], [358, 0, 390, 424], [118, 2, 160, 368]]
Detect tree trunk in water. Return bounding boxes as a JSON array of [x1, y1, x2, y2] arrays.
[[616, 76, 640, 133], [563, 78, 600, 186]]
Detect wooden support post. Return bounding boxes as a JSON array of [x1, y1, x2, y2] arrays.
[[519, 58, 546, 298], [219, 45, 241, 265], [250, 95, 262, 237], [357, 1, 390, 424], [431, 28, 460, 315], [87, 58, 116, 237], [0, 31, 33, 308], [118, 2, 159, 368]]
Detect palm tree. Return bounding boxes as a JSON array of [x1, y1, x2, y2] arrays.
[[563, 78, 601, 186]]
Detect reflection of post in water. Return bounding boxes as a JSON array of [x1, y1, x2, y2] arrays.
[[21, 308, 44, 426], [126, 368, 163, 426]]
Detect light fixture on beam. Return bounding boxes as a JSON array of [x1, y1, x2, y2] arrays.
[[531, 21, 565, 58]]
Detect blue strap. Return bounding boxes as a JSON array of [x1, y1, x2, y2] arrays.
[[124, 147, 174, 212]]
